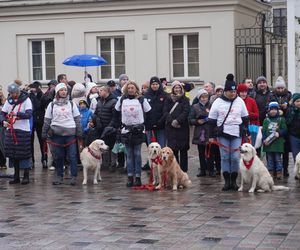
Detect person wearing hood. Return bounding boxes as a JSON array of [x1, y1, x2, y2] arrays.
[[0, 83, 32, 184], [93, 85, 118, 171], [163, 80, 190, 172], [78, 99, 93, 145], [42, 83, 82, 185], [71, 82, 86, 106], [85, 82, 99, 113], [269, 76, 292, 177], [189, 89, 214, 177], [144, 76, 168, 147], [208, 75, 249, 191], [112, 74, 129, 98]]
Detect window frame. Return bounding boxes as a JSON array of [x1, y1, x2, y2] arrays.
[[29, 39, 55, 82], [170, 33, 200, 80]]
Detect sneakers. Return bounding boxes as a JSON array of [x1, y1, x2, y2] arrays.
[[70, 176, 77, 186], [126, 176, 134, 187], [276, 171, 282, 180], [134, 177, 142, 187], [49, 166, 55, 171]]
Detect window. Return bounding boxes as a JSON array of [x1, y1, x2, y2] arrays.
[[171, 34, 199, 79], [273, 8, 287, 37], [30, 40, 55, 81], [99, 37, 125, 79]]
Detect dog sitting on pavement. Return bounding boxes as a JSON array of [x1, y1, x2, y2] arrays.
[[148, 142, 164, 189], [294, 152, 300, 180], [160, 147, 191, 191], [81, 139, 109, 185], [239, 143, 289, 193]]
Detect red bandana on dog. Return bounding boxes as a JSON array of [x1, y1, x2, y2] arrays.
[[88, 147, 101, 160], [243, 157, 254, 170], [151, 156, 162, 165]]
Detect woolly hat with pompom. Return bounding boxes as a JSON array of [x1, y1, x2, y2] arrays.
[[274, 76, 286, 88]]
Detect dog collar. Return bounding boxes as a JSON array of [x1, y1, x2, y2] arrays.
[[243, 157, 254, 170], [151, 156, 162, 165], [88, 146, 101, 160]]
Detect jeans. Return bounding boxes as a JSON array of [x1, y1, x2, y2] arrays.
[[146, 129, 166, 147], [125, 143, 142, 177], [266, 152, 283, 172], [289, 135, 300, 161], [218, 136, 242, 173], [51, 135, 77, 178]]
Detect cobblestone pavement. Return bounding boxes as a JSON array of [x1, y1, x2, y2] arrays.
[[0, 143, 300, 250]]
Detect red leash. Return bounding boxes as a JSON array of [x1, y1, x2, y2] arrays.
[[205, 140, 240, 158], [44, 138, 77, 153], [6, 104, 22, 145]]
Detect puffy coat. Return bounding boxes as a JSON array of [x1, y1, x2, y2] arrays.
[[163, 95, 190, 150], [269, 89, 292, 116], [253, 89, 272, 125]]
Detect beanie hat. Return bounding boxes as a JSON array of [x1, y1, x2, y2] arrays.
[[55, 83, 67, 94], [256, 76, 267, 85], [32, 81, 42, 89], [107, 80, 116, 87], [268, 101, 279, 110], [292, 93, 300, 103], [196, 89, 208, 99], [224, 80, 237, 91], [237, 83, 248, 93], [149, 76, 161, 85], [215, 85, 224, 92], [48, 79, 58, 86], [119, 74, 129, 82], [7, 83, 20, 94], [274, 76, 286, 88]]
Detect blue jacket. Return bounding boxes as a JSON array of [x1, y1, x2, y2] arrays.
[[79, 108, 93, 134]]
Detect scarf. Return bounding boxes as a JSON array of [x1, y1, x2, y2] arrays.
[[171, 92, 183, 102], [53, 97, 68, 106]]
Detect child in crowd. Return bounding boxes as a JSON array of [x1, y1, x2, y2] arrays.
[[78, 99, 93, 147], [262, 102, 287, 180]]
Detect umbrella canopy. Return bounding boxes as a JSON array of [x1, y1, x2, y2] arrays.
[[63, 54, 107, 67]]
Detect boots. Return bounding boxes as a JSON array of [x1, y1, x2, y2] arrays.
[[222, 172, 230, 191], [230, 172, 239, 191], [197, 169, 206, 177], [126, 176, 134, 187], [21, 169, 30, 185], [276, 171, 282, 180], [9, 165, 20, 184], [134, 177, 142, 187]]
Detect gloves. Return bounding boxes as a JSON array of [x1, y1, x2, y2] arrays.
[[171, 119, 181, 128]]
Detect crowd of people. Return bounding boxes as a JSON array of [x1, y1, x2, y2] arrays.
[[0, 72, 300, 191]]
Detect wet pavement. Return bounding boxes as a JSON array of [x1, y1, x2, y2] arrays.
[[0, 143, 300, 250]]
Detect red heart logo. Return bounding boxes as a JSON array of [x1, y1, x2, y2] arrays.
[[130, 107, 134, 111]]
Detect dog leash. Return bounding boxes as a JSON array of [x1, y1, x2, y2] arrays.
[[205, 140, 240, 158], [44, 138, 77, 154]]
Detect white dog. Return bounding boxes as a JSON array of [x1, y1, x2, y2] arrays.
[[148, 142, 163, 189], [81, 139, 109, 185], [239, 143, 289, 193], [294, 152, 300, 180]]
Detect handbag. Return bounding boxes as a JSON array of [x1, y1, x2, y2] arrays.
[[213, 101, 233, 136]]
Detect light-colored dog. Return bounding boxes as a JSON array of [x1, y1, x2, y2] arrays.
[[148, 142, 163, 189], [239, 143, 289, 193], [160, 147, 191, 191], [81, 139, 109, 185], [294, 152, 300, 180]]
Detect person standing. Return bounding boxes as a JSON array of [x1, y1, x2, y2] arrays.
[[0, 85, 7, 169], [0, 83, 33, 184], [163, 81, 190, 172], [42, 83, 82, 185], [208, 77, 249, 191]]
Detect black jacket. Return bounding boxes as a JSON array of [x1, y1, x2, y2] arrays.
[[144, 87, 168, 130], [29, 90, 45, 126], [163, 95, 190, 150], [253, 88, 272, 125]]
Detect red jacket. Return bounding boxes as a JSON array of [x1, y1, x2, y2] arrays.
[[243, 96, 260, 125]]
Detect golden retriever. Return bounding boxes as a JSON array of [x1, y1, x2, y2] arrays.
[[239, 143, 289, 192], [81, 139, 109, 185], [160, 147, 191, 190], [148, 142, 163, 189], [294, 152, 300, 180]]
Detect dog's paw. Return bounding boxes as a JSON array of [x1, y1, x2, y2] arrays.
[[248, 188, 255, 193], [82, 180, 87, 185], [155, 184, 161, 190], [98, 177, 102, 182], [172, 185, 177, 191], [238, 187, 243, 192], [93, 180, 98, 185]]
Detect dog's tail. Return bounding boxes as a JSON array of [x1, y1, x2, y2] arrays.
[[272, 185, 290, 191]]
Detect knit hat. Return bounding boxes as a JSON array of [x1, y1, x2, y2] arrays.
[[196, 89, 208, 99], [224, 80, 237, 91], [292, 93, 300, 103], [48, 79, 58, 86], [149, 76, 161, 85], [268, 101, 279, 110], [274, 76, 286, 88], [119, 74, 129, 82], [31, 81, 42, 89], [171, 80, 184, 92], [55, 83, 67, 94], [256, 76, 267, 85], [107, 80, 116, 87], [7, 83, 20, 94], [215, 85, 224, 92], [237, 83, 248, 93]]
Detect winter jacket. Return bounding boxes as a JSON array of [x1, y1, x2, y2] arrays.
[[242, 96, 260, 125], [29, 90, 45, 126], [79, 107, 93, 134], [262, 114, 286, 153], [253, 88, 272, 125], [144, 86, 168, 130], [189, 101, 211, 145], [163, 94, 190, 150], [285, 105, 300, 139], [269, 89, 292, 116]]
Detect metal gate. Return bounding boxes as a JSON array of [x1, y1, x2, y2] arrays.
[[235, 11, 287, 84]]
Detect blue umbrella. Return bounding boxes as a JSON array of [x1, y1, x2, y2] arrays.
[[63, 54, 107, 67]]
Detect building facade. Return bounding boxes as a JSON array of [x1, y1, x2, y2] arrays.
[[0, 0, 268, 91]]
